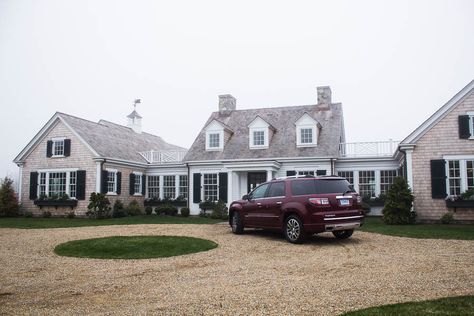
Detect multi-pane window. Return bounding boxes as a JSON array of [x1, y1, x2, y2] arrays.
[[39, 173, 46, 196], [448, 160, 461, 196], [163, 175, 176, 199], [179, 175, 188, 199], [300, 128, 313, 144], [69, 171, 77, 198], [253, 130, 265, 146], [338, 171, 353, 185], [298, 171, 314, 176], [147, 176, 160, 198], [49, 172, 67, 196], [380, 170, 397, 195], [107, 171, 117, 194], [208, 133, 220, 148], [467, 161, 474, 190], [134, 174, 142, 195], [38, 171, 77, 198], [52, 139, 65, 156], [203, 174, 218, 201], [359, 171, 375, 198]]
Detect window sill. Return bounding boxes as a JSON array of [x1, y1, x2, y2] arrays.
[[250, 145, 269, 150], [51, 155, 66, 158], [106, 192, 117, 196], [297, 143, 317, 148], [205, 148, 223, 151], [133, 193, 143, 197]]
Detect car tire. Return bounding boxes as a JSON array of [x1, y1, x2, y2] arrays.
[[284, 215, 306, 244], [231, 211, 244, 234], [332, 229, 354, 239]]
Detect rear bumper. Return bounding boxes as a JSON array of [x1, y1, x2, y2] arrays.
[[304, 215, 364, 233], [324, 221, 362, 232]]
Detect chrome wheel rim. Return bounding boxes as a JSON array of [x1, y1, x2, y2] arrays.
[[232, 213, 238, 232], [286, 218, 300, 241]]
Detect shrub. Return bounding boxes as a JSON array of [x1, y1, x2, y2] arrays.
[[156, 204, 178, 216], [112, 200, 127, 218], [86, 193, 111, 219], [126, 200, 142, 216], [0, 177, 20, 217], [145, 206, 153, 215], [42, 210, 52, 218], [382, 177, 416, 225], [180, 207, 190, 217], [65, 211, 75, 219], [440, 212, 454, 225], [24, 211, 33, 218], [210, 200, 228, 220], [460, 188, 474, 200]]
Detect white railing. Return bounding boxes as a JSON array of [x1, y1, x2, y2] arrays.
[[339, 140, 400, 158], [139, 150, 188, 164]]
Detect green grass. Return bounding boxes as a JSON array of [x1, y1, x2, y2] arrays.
[[340, 295, 474, 316], [361, 217, 474, 240], [0, 215, 221, 229], [54, 235, 218, 259]]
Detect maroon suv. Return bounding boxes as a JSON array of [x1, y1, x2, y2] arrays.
[[228, 175, 364, 243]]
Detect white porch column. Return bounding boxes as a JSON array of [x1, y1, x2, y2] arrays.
[[227, 171, 233, 205], [175, 175, 180, 198], [266, 169, 273, 182], [159, 175, 164, 199], [405, 148, 414, 190], [353, 171, 360, 193], [95, 161, 102, 192], [374, 170, 381, 197]]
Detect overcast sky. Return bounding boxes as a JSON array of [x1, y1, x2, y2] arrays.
[[1, 0, 473, 182]]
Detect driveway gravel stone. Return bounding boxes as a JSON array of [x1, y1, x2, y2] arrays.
[[0, 224, 473, 315]]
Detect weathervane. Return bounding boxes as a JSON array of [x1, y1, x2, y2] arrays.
[[133, 99, 141, 110]]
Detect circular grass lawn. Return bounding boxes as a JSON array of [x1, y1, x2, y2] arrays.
[[54, 236, 218, 259]]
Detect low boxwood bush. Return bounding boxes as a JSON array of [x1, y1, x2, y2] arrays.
[[156, 204, 178, 216], [145, 206, 153, 215], [126, 200, 142, 216], [180, 207, 190, 217], [440, 212, 454, 224], [112, 200, 127, 218], [211, 200, 228, 220]]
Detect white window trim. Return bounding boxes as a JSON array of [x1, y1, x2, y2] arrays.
[[51, 137, 66, 158], [249, 128, 268, 149], [206, 130, 224, 151], [202, 173, 219, 202], [37, 169, 77, 199], [467, 111, 474, 140], [444, 155, 474, 196], [133, 171, 143, 196], [105, 168, 118, 195], [296, 126, 317, 147]]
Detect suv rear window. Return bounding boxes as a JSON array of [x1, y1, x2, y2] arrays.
[[291, 179, 354, 196]]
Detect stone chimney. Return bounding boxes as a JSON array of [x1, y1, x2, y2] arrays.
[[127, 110, 142, 133], [317, 86, 332, 105], [218, 94, 236, 114]]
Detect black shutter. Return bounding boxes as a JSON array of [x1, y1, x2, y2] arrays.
[[193, 173, 201, 203], [129, 173, 136, 195], [46, 141, 53, 158], [459, 115, 471, 139], [142, 175, 146, 195], [431, 159, 447, 199], [101, 170, 108, 194], [317, 170, 327, 176], [219, 172, 228, 202], [286, 171, 296, 176], [64, 139, 71, 157], [76, 170, 86, 200], [29, 172, 38, 199], [116, 172, 122, 195]]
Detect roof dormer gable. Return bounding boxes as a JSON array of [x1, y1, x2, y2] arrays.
[[247, 116, 275, 149], [204, 119, 233, 151], [295, 112, 321, 147]]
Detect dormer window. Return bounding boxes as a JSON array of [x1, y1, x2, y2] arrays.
[[208, 133, 221, 148], [295, 113, 320, 147], [248, 116, 273, 149]]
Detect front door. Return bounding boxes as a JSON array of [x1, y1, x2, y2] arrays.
[[247, 172, 267, 193]]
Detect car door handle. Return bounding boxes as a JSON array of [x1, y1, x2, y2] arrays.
[[276, 201, 282, 205], [257, 202, 262, 206]]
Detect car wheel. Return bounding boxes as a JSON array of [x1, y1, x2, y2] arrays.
[[284, 215, 306, 244], [332, 229, 354, 239], [231, 211, 244, 234]]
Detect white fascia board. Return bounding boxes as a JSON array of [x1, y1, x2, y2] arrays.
[[186, 157, 333, 165], [101, 157, 148, 169], [401, 80, 474, 144]]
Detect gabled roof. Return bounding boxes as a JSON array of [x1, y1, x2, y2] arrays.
[[247, 115, 276, 131], [295, 112, 322, 128], [401, 79, 474, 144], [14, 112, 185, 164], [204, 118, 234, 134], [184, 103, 343, 161]]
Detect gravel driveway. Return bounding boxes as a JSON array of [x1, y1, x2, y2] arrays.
[[1, 224, 473, 315]]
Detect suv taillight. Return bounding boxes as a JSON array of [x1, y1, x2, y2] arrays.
[[309, 197, 330, 206]]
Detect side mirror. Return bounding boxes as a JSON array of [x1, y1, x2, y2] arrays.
[[242, 194, 249, 200]]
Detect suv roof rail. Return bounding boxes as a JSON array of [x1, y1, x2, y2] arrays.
[[275, 175, 315, 180]]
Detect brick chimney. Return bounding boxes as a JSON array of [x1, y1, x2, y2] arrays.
[[218, 94, 236, 114], [317, 86, 332, 105]]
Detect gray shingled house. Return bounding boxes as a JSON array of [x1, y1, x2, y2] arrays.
[[13, 111, 186, 216]]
